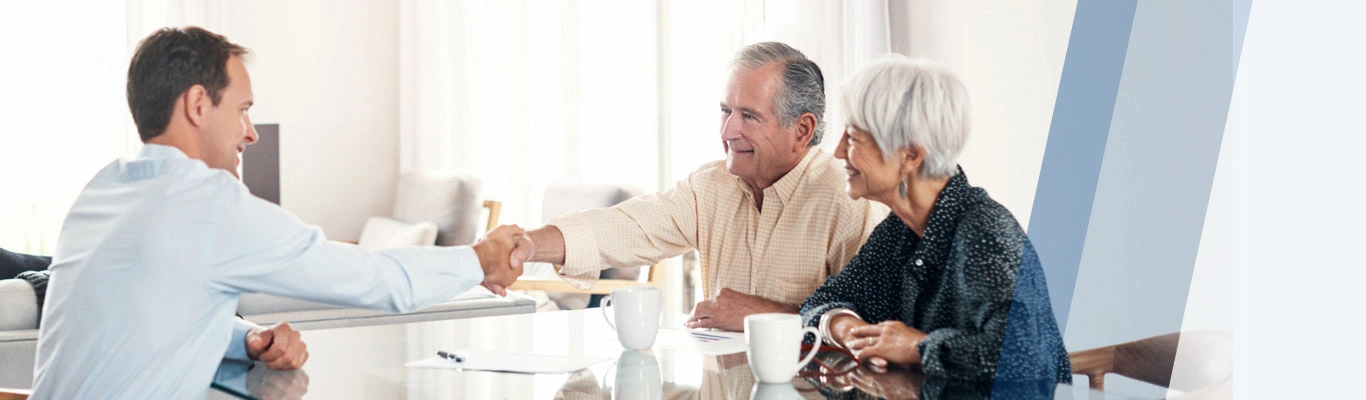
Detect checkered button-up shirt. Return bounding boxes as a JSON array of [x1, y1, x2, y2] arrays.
[[550, 149, 886, 306]]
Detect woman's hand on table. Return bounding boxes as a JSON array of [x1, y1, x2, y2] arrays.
[[846, 320, 928, 367]]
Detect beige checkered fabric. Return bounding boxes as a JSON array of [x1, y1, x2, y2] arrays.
[[550, 149, 887, 306]]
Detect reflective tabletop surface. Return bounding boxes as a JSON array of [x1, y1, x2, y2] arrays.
[[211, 309, 1147, 399]]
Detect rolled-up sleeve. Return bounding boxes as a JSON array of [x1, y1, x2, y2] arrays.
[[548, 174, 701, 289]]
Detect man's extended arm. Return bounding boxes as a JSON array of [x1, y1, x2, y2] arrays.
[[528, 174, 704, 289], [206, 182, 529, 313]]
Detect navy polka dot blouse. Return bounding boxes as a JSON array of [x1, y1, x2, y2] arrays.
[[800, 167, 1072, 384]]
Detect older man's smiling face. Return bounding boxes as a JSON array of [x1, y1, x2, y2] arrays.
[[718, 63, 807, 190]]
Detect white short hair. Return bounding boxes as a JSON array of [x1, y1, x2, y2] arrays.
[[841, 55, 969, 179]]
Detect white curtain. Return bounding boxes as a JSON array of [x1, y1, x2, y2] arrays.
[[0, 0, 222, 254], [761, 0, 893, 154], [399, 0, 662, 228], [399, 0, 893, 228]]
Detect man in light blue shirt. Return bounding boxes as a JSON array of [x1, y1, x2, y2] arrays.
[[30, 26, 532, 399]]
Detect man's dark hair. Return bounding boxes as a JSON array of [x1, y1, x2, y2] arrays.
[[126, 26, 249, 142]]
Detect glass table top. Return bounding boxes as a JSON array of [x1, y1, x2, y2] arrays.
[[210, 309, 1146, 399]]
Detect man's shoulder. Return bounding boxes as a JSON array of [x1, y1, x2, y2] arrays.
[[85, 156, 245, 210], [796, 150, 863, 204], [805, 149, 848, 183], [165, 159, 244, 194], [687, 159, 732, 182], [94, 155, 235, 184], [675, 159, 744, 197]]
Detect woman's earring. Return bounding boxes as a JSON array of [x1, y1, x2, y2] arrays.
[[898, 179, 907, 198]]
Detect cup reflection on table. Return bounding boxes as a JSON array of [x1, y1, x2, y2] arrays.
[[750, 382, 804, 400], [605, 350, 662, 400]]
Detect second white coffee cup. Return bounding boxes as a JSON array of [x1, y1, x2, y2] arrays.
[[600, 286, 661, 350], [744, 313, 821, 384]]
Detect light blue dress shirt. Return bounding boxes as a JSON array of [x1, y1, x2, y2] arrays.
[[31, 144, 485, 399]]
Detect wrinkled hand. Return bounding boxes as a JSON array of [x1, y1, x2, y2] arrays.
[[246, 322, 309, 370], [473, 224, 533, 296], [246, 362, 310, 400], [685, 288, 795, 331], [846, 320, 927, 367]]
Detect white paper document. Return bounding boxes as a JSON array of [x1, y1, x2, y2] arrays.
[[651, 328, 748, 355], [405, 349, 613, 374]]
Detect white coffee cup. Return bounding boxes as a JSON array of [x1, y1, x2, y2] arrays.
[[744, 313, 821, 384], [600, 286, 661, 350]]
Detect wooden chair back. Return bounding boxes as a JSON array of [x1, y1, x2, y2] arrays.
[[1069, 331, 1231, 391], [0, 388, 31, 400]]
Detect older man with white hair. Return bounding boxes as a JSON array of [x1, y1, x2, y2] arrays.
[[799, 54, 1070, 386], [523, 42, 887, 332]]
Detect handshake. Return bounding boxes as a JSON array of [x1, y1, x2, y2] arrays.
[[471, 224, 535, 296]]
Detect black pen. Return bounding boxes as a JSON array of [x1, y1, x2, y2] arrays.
[[437, 351, 464, 363]]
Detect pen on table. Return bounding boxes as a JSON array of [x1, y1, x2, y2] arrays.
[[690, 331, 729, 340], [437, 351, 464, 363]]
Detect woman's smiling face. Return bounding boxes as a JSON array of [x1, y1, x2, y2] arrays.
[[834, 126, 905, 201]]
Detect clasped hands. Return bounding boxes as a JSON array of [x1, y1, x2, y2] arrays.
[[834, 318, 928, 368], [472, 224, 535, 296], [235, 225, 532, 375]]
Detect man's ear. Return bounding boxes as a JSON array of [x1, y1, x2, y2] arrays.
[[183, 84, 209, 129], [792, 112, 818, 151]]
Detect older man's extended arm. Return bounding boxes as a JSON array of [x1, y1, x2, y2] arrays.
[[526, 173, 703, 290]]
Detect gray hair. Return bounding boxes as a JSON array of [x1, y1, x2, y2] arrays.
[[732, 42, 826, 147], [842, 55, 970, 179]]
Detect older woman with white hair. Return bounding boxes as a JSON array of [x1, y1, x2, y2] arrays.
[[799, 55, 1071, 384]]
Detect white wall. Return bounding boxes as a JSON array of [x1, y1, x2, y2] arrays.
[[892, 0, 1077, 228], [1, 1, 400, 250], [215, 0, 400, 241], [201, 0, 1076, 241]]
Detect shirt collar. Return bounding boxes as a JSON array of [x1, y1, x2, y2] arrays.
[[912, 165, 974, 266], [138, 143, 191, 160], [761, 148, 823, 205]]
